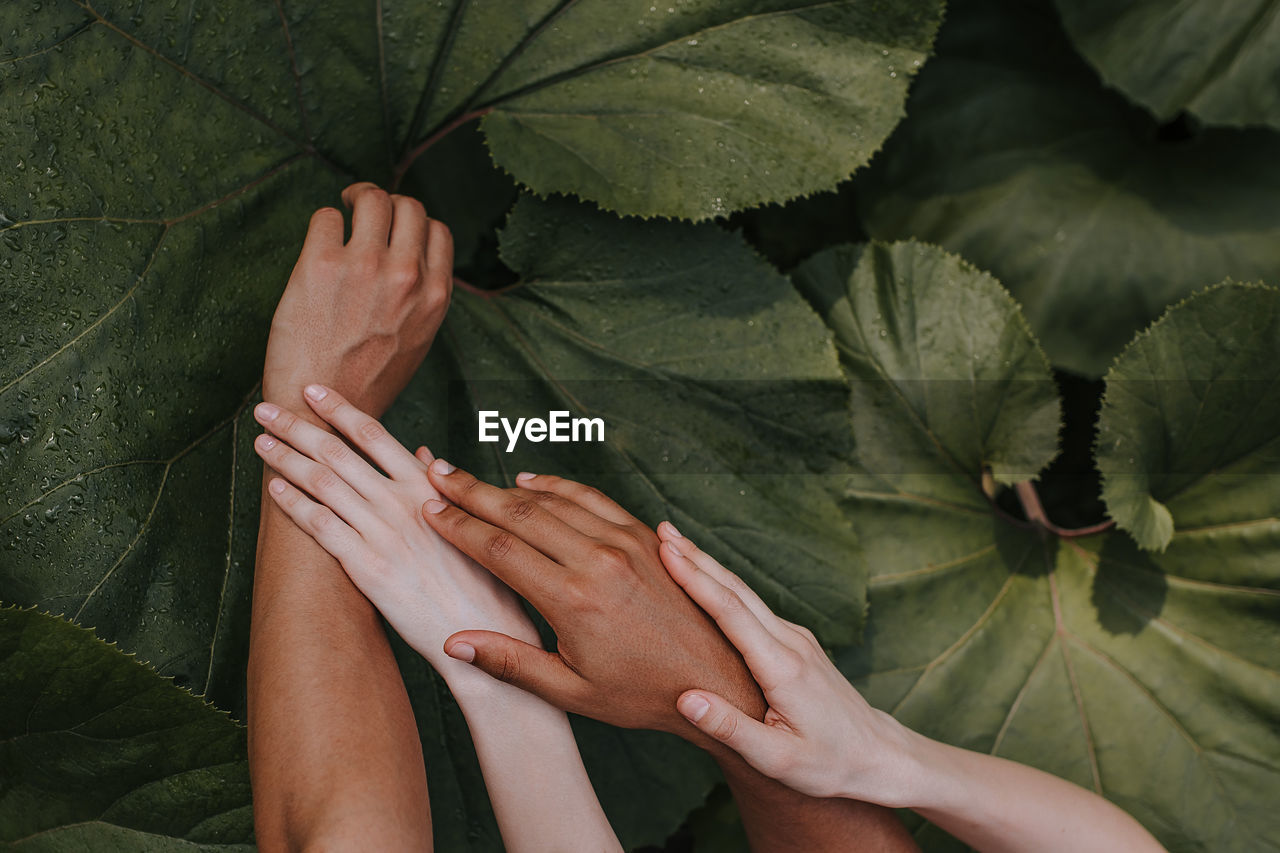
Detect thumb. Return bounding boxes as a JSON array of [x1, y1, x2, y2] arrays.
[[445, 630, 583, 709], [678, 690, 780, 770]]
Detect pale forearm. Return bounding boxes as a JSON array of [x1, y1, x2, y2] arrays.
[[248, 481, 431, 851], [450, 677, 619, 853], [905, 733, 1162, 853]]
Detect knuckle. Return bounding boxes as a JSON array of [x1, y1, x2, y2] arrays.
[[485, 531, 515, 561], [310, 507, 335, 532], [711, 712, 739, 743], [357, 417, 386, 443], [427, 218, 453, 246], [591, 543, 630, 574], [528, 490, 558, 506], [320, 437, 350, 465], [506, 498, 537, 524], [310, 206, 342, 227], [310, 468, 341, 494], [497, 649, 521, 684], [775, 649, 806, 684], [393, 195, 426, 217], [387, 262, 422, 291]]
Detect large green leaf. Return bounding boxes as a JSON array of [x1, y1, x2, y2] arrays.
[[854, 0, 1280, 376], [1054, 0, 1280, 131], [796, 243, 1280, 851], [1, 0, 942, 223], [1, 184, 858, 846], [1097, 282, 1280, 552], [0, 607, 253, 851]]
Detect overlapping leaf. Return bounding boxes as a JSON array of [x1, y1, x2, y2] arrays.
[[0, 607, 253, 851], [855, 0, 1280, 376], [794, 242, 1280, 852], [0, 1, 934, 844], [1054, 0, 1280, 131], [1097, 282, 1280, 552]]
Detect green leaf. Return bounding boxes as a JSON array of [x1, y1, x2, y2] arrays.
[[1053, 0, 1280, 131], [854, 0, 1280, 376], [474, 0, 944, 219], [804, 246, 1280, 851], [399, 195, 865, 645], [792, 241, 1061, 486], [2, 184, 858, 846], [1097, 282, 1280, 552], [0, 607, 253, 851]]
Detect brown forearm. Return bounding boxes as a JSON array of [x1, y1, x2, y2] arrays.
[[247, 470, 431, 851], [717, 752, 917, 853]]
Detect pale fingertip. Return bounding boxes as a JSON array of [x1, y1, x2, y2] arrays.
[[254, 402, 279, 422], [446, 641, 476, 663], [678, 693, 711, 723], [658, 520, 684, 539], [304, 384, 328, 401], [515, 471, 536, 482], [256, 434, 276, 451], [424, 498, 447, 515], [665, 536, 689, 557], [268, 478, 286, 496], [430, 458, 455, 475]]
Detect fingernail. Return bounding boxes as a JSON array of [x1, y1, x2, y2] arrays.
[[663, 520, 684, 539], [678, 694, 711, 723], [666, 537, 688, 557], [268, 479, 285, 495], [424, 499, 446, 515], [255, 403, 279, 422], [257, 434, 276, 450], [304, 384, 327, 401], [447, 642, 476, 663], [430, 458, 455, 475], [516, 471, 536, 481]]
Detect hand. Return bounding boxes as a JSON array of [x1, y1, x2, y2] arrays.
[[656, 523, 922, 807], [262, 182, 452, 421], [418, 466, 767, 746], [251, 385, 541, 694]]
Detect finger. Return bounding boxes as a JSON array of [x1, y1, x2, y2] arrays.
[[428, 461, 594, 565], [265, 477, 363, 562], [414, 446, 435, 465], [341, 182, 393, 247], [657, 523, 777, 626], [513, 472, 634, 526], [254, 433, 380, 531], [300, 384, 424, 481], [444, 630, 586, 711], [677, 690, 789, 778], [659, 541, 798, 688], [508, 486, 619, 539], [421, 497, 564, 603], [301, 206, 344, 255], [424, 217, 454, 280], [388, 195, 428, 259], [254, 401, 384, 498]]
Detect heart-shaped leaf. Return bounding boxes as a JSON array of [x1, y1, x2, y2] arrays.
[[0, 606, 254, 851], [798, 242, 1280, 852], [854, 0, 1280, 376], [1097, 282, 1280, 552], [1053, 0, 1280, 131]]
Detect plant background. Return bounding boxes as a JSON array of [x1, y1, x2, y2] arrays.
[[2, 0, 1278, 850]]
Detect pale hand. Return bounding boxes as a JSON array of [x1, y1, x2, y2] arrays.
[[656, 523, 922, 806], [252, 385, 541, 694]]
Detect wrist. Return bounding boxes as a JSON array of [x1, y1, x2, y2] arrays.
[[881, 723, 957, 810]]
